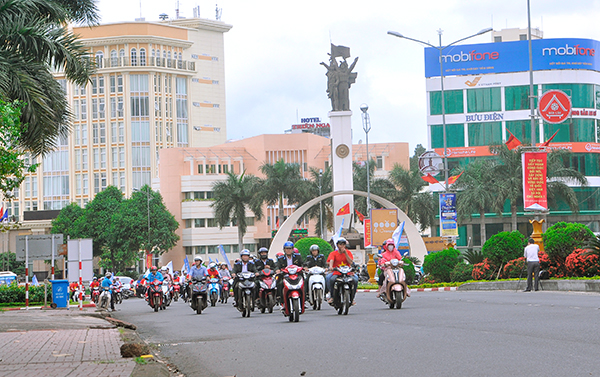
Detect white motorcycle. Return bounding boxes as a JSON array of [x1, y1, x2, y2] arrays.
[[307, 266, 326, 310], [98, 287, 111, 310], [161, 281, 172, 308]]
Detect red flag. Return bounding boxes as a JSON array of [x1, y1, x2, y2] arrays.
[[541, 130, 559, 147], [336, 203, 350, 216], [448, 171, 463, 185], [421, 174, 440, 184], [505, 130, 522, 150], [355, 209, 365, 222]]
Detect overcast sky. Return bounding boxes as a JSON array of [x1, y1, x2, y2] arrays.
[[97, 0, 600, 155]]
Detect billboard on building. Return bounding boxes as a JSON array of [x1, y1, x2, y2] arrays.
[[370, 209, 398, 248], [425, 38, 600, 78]]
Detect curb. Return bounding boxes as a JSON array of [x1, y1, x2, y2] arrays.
[[358, 287, 457, 293], [3, 303, 96, 311]]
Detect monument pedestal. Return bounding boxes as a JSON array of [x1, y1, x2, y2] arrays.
[[329, 110, 354, 234]]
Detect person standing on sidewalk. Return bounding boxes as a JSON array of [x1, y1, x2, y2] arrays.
[[523, 238, 540, 292]]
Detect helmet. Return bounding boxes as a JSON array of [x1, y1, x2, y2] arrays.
[[283, 241, 294, 249], [240, 249, 250, 256], [115, 277, 119, 280], [161, 266, 168, 271], [258, 247, 268, 254], [384, 238, 395, 248], [174, 271, 179, 276], [336, 237, 347, 245], [105, 272, 111, 278], [209, 262, 217, 269], [309, 244, 320, 253], [294, 248, 299, 253], [93, 277, 98, 281], [276, 252, 284, 257], [194, 256, 202, 262], [150, 265, 157, 271]]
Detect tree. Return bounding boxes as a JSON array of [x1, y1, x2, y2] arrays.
[[259, 159, 305, 229], [50, 202, 84, 239], [296, 166, 333, 237], [388, 163, 435, 231], [0, 0, 98, 156], [0, 252, 25, 275], [481, 231, 526, 269], [409, 144, 427, 171], [454, 159, 500, 245], [352, 160, 398, 218], [212, 172, 263, 251], [543, 222, 594, 276]]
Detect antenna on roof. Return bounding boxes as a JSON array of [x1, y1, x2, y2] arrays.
[[216, 3, 222, 21], [176, 0, 180, 19], [193, 6, 200, 18]]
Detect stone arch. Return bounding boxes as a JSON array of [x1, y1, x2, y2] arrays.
[[269, 190, 427, 263]]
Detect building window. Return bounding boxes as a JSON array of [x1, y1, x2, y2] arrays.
[[376, 156, 383, 170], [431, 124, 465, 149], [494, 36, 502, 43], [99, 98, 105, 119], [519, 34, 527, 41], [95, 51, 104, 68], [542, 83, 594, 108], [467, 87, 501, 113], [91, 77, 97, 94], [430, 90, 464, 115], [131, 48, 137, 66], [468, 122, 502, 147], [505, 85, 538, 111], [110, 50, 117, 66], [545, 118, 595, 143], [185, 219, 192, 228], [194, 218, 205, 227], [198, 164, 203, 174], [117, 75, 123, 93], [140, 48, 146, 66], [506, 120, 537, 144], [80, 99, 87, 120]]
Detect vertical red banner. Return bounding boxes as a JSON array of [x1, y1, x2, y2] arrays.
[[522, 152, 548, 211], [146, 252, 153, 269], [364, 219, 371, 248]]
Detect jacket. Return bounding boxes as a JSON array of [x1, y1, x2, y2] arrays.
[[232, 261, 257, 275], [276, 253, 303, 271], [255, 258, 276, 271], [304, 254, 327, 268]]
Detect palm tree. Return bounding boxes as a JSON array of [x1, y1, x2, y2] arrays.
[[352, 160, 398, 216], [212, 172, 263, 251], [296, 166, 333, 238], [388, 163, 435, 231], [490, 145, 587, 231], [0, 0, 98, 156], [454, 159, 500, 245], [258, 159, 305, 229]]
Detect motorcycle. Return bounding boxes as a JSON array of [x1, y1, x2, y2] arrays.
[[235, 272, 255, 318], [91, 286, 100, 304], [172, 281, 181, 302], [122, 288, 133, 299], [147, 281, 164, 312], [380, 259, 408, 309], [190, 278, 208, 314], [98, 286, 111, 310], [413, 264, 423, 285], [208, 277, 221, 307], [161, 281, 173, 308], [330, 265, 355, 315], [306, 266, 325, 310], [281, 265, 305, 322], [220, 278, 231, 304], [114, 286, 123, 305], [359, 264, 370, 282], [257, 268, 277, 314]]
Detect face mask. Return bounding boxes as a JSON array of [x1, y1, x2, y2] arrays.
[[387, 245, 394, 251]]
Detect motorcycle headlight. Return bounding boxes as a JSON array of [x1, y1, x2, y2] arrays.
[[284, 280, 302, 290]]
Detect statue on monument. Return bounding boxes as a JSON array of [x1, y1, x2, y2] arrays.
[[321, 44, 358, 111]]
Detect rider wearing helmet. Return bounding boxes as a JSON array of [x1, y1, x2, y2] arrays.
[[304, 244, 327, 269], [255, 247, 276, 271], [376, 238, 410, 298], [100, 272, 116, 311], [161, 266, 173, 284], [190, 257, 207, 281], [207, 262, 220, 280], [326, 238, 358, 305], [231, 249, 257, 307], [275, 241, 303, 303], [90, 276, 100, 289]]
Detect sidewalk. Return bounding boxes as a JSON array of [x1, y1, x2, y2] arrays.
[[0, 308, 136, 377]]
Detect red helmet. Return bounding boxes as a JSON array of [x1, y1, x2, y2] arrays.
[[294, 248, 299, 253], [383, 239, 395, 248], [150, 265, 157, 271], [276, 252, 284, 257]]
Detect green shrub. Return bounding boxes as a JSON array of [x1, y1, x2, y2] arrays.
[[292, 237, 333, 260], [450, 262, 474, 282], [460, 248, 484, 264], [503, 257, 526, 278], [0, 282, 52, 303], [482, 231, 526, 268], [423, 248, 461, 283], [544, 222, 594, 276], [402, 258, 416, 285]]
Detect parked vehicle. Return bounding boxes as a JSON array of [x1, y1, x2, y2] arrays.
[[190, 278, 208, 314], [147, 281, 163, 312], [306, 266, 325, 310], [281, 265, 305, 322], [257, 268, 276, 314], [379, 259, 408, 309], [235, 272, 255, 318], [330, 265, 355, 315], [98, 287, 111, 310], [413, 265, 423, 285], [208, 277, 221, 307]]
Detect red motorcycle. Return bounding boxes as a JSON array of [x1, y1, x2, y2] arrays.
[[147, 281, 164, 312], [281, 265, 305, 322], [173, 281, 180, 302], [257, 268, 277, 314], [91, 286, 100, 304]]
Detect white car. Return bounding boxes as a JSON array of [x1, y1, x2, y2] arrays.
[[114, 276, 134, 290]]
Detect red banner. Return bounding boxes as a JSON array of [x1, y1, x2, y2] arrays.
[[146, 253, 153, 269], [522, 152, 547, 211], [364, 218, 372, 248]]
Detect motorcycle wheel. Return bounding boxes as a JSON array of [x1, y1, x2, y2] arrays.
[[315, 289, 322, 311], [153, 299, 159, 312], [117, 293, 122, 304], [292, 298, 300, 322], [389, 291, 396, 309], [196, 297, 203, 314], [267, 294, 275, 314], [342, 290, 350, 315], [245, 294, 252, 317], [174, 291, 179, 302], [210, 292, 217, 307], [395, 290, 404, 309], [260, 297, 265, 314]]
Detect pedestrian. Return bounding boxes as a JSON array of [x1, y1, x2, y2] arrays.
[[523, 238, 540, 292]]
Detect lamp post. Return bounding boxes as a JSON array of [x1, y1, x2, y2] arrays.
[[133, 187, 152, 269], [388, 27, 493, 191], [318, 169, 324, 239], [360, 104, 371, 213]]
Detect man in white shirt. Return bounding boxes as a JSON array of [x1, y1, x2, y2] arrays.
[[523, 238, 540, 292]]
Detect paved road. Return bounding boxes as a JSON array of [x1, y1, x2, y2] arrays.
[[113, 291, 600, 377]]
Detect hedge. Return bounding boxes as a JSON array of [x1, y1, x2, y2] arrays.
[[293, 237, 334, 260], [0, 282, 52, 304]]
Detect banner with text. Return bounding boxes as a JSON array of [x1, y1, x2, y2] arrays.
[[439, 193, 458, 237], [370, 209, 398, 248], [522, 152, 548, 211]]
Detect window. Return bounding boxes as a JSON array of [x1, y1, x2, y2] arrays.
[[119, 147, 125, 167], [81, 99, 87, 120], [100, 147, 106, 168], [140, 48, 146, 66], [110, 75, 116, 93], [131, 48, 137, 66], [110, 97, 116, 118], [93, 147, 99, 169], [542, 84, 594, 108], [111, 147, 117, 168], [98, 76, 104, 94], [110, 50, 117, 66], [117, 75, 123, 92], [73, 100, 80, 120], [130, 75, 149, 117], [92, 123, 99, 143], [95, 51, 103, 68], [519, 34, 527, 41], [376, 156, 383, 170], [468, 122, 502, 146], [185, 219, 192, 228], [544, 118, 595, 143], [506, 120, 537, 144], [82, 174, 88, 194], [431, 124, 465, 148], [505, 85, 538, 111], [91, 77, 97, 94], [119, 122, 124, 142], [117, 97, 123, 117], [81, 125, 87, 144], [99, 98, 105, 119], [99, 123, 106, 143], [82, 148, 88, 169], [92, 99, 98, 119], [111, 122, 117, 143], [198, 164, 203, 174], [194, 218, 205, 227], [74, 125, 80, 145], [430, 90, 464, 115], [467, 87, 501, 113]]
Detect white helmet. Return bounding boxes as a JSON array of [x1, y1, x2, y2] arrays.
[[161, 266, 168, 271], [209, 262, 217, 269]]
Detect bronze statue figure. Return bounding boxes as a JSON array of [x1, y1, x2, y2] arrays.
[[321, 44, 358, 111]]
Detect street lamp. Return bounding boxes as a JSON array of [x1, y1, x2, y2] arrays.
[[388, 27, 493, 191], [318, 169, 324, 239], [360, 103, 371, 213], [133, 187, 152, 268]]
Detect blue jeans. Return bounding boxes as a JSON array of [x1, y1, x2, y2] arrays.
[[326, 272, 358, 298]]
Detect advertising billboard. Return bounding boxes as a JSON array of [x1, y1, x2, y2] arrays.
[[439, 193, 458, 237], [425, 38, 600, 78], [370, 209, 398, 248]]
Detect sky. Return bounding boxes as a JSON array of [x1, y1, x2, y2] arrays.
[[96, 0, 600, 155]]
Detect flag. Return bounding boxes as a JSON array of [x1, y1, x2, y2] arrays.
[[336, 203, 350, 216], [331, 44, 350, 59], [448, 171, 464, 185], [541, 130, 559, 147], [0, 206, 7, 222], [421, 174, 440, 184], [505, 130, 522, 150], [143, 268, 150, 278], [355, 209, 365, 223], [32, 275, 39, 286], [183, 256, 191, 275], [208, 256, 214, 264], [392, 222, 405, 249], [166, 261, 173, 274], [331, 218, 345, 245], [219, 245, 231, 269]]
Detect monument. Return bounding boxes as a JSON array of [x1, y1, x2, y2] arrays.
[[322, 44, 358, 233]]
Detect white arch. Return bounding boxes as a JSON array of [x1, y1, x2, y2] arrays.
[[269, 190, 427, 263]]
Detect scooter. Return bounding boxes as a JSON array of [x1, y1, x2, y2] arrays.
[[147, 281, 163, 312], [190, 278, 208, 314], [281, 265, 305, 322], [172, 281, 180, 302], [257, 268, 277, 314], [380, 259, 408, 309], [91, 286, 100, 304], [220, 278, 231, 303], [306, 266, 325, 310], [235, 272, 255, 318], [98, 287, 111, 310], [330, 265, 355, 315], [161, 281, 172, 308], [114, 286, 123, 304], [208, 277, 221, 306]]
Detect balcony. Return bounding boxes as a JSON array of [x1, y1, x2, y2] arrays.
[[98, 57, 196, 72]]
